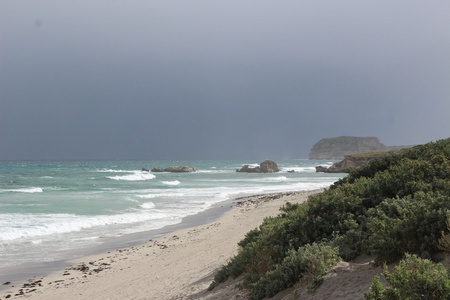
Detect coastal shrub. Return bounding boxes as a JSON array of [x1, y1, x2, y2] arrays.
[[332, 150, 405, 188], [209, 138, 450, 296], [366, 192, 450, 263], [333, 139, 449, 190], [246, 243, 340, 300], [365, 254, 450, 300]]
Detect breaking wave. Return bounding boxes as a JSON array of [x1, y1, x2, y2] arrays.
[[0, 187, 44, 193], [162, 180, 180, 186], [107, 171, 156, 181]]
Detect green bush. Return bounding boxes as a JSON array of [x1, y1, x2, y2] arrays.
[[365, 254, 450, 299], [247, 243, 340, 300], [209, 138, 450, 296], [366, 192, 450, 263]]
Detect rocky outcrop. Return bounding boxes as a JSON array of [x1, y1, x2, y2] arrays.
[[309, 136, 389, 160], [315, 166, 329, 173], [237, 165, 262, 173], [260, 160, 280, 173], [316, 155, 374, 173], [316, 151, 394, 173], [151, 166, 196, 173], [236, 160, 280, 173]]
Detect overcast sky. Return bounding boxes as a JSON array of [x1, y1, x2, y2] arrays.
[[1, 1, 449, 160]]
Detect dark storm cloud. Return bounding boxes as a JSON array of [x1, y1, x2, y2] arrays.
[[1, 1, 449, 160]]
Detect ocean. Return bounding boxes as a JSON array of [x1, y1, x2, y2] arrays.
[[0, 159, 342, 271]]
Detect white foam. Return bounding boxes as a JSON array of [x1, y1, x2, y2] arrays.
[[245, 176, 289, 183], [97, 169, 135, 173], [156, 192, 185, 197], [162, 180, 180, 186], [107, 171, 156, 181], [137, 194, 157, 199], [0, 210, 170, 241], [266, 176, 288, 182], [141, 202, 155, 209], [281, 166, 317, 173], [0, 187, 44, 193], [137, 192, 185, 198], [196, 170, 231, 174]]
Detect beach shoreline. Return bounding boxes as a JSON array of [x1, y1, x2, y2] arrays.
[[0, 196, 234, 291], [1, 190, 319, 299]]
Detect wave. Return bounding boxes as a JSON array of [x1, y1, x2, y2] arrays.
[[246, 163, 260, 168], [0, 210, 172, 241], [0, 187, 44, 193], [107, 171, 156, 181], [137, 194, 157, 199], [242, 176, 289, 183], [162, 180, 180, 186], [141, 202, 155, 209], [280, 166, 317, 173], [263, 176, 288, 182], [137, 192, 185, 199], [96, 169, 136, 173]]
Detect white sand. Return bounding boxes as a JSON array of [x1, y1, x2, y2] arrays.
[[1, 191, 317, 300]]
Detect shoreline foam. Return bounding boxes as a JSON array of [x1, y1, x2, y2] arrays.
[[1, 190, 318, 299], [0, 198, 234, 291]]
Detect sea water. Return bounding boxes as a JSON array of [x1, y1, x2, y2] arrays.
[[0, 159, 342, 269]]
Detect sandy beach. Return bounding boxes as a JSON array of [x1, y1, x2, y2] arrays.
[[1, 191, 316, 299], [1, 190, 385, 300]]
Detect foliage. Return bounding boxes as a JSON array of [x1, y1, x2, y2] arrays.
[[439, 222, 450, 254], [366, 193, 450, 263], [365, 254, 450, 300], [246, 243, 340, 300], [209, 138, 450, 297]]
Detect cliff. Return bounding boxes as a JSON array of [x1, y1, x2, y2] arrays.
[[309, 136, 390, 160]]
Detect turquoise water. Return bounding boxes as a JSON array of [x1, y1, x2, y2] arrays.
[[0, 159, 342, 268]]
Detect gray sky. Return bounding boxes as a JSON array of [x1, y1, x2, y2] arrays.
[[1, 1, 449, 160]]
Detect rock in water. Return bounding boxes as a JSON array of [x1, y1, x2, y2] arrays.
[[236, 165, 262, 173], [260, 160, 280, 173], [315, 166, 329, 173], [236, 160, 279, 173], [164, 166, 196, 173], [151, 166, 196, 172]]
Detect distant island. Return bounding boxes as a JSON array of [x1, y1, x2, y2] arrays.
[[309, 136, 411, 160]]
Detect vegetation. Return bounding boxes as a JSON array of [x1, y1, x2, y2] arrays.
[[365, 254, 450, 299], [209, 138, 450, 300]]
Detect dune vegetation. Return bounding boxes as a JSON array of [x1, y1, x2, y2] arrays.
[[209, 138, 450, 300]]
